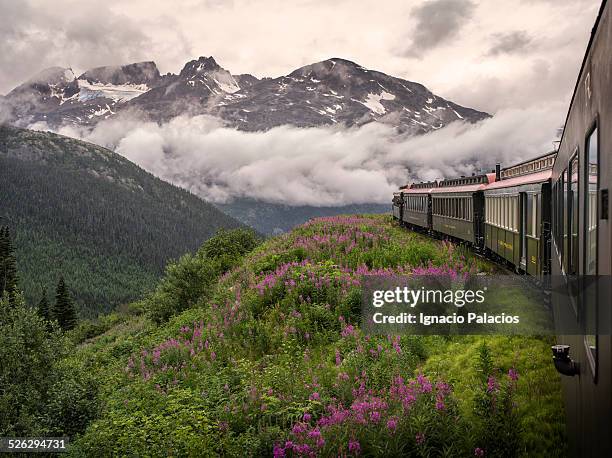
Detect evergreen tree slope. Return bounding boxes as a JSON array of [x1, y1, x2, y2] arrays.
[[0, 125, 242, 315]]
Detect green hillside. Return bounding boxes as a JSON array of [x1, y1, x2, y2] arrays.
[[2, 215, 564, 456], [0, 125, 242, 315]]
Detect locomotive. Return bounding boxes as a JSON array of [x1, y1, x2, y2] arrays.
[[392, 1, 611, 454]]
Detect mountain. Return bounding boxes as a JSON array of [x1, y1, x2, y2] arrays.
[[0, 125, 242, 315], [214, 58, 489, 133], [3, 57, 489, 133], [121, 56, 241, 121]]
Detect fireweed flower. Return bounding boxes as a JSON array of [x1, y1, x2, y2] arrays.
[[474, 447, 485, 456], [487, 376, 498, 393], [508, 368, 519, 382], [348, 439, 361, 454], [335, 349, 342, 366], [416, 432, 425, 445], [273, 444, 285, 457]]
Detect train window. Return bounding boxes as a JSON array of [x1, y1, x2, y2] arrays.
[[584, 127, 598, 374], [503, 197, 508, 229], [585, 128, 598, 275], [517, 196, 521, 233], [526, 194, 533, 236], [552, 184, 557, 245], [569, 153, 579, 275], [552, 183, 559, 248], [562, 168, 569, 273], [513, 196, 518, 232], [532, 194, 539, 237], [492, 198, 496, 225]]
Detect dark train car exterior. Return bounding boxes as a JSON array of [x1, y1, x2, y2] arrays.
[[483, 153, 555, 277], [550, 0, 612, 455], [392, 188, 406, 222], [430, 174, 494, 245], [401, 181, 437, 230]]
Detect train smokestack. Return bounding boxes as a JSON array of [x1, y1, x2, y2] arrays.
[[495, 163, 501, 181]]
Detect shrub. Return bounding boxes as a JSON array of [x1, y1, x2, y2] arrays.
[[147, 229, 261, 324], [0, 295, 68, 435]]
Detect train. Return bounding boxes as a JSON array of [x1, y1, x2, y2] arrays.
[[392, 1, 611, 455]]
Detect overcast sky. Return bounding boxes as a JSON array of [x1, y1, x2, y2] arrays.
[[0, 0, 601, 113]]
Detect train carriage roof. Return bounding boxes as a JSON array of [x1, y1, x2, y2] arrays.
[[429, 172, 496, 194], [485, 169, 552, 190], [430, 183, 487, 194], [403, 186, 438, 194]]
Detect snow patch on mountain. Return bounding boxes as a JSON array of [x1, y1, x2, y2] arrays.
[[77, 80, 150, 103], [356, 91, 396, 115]]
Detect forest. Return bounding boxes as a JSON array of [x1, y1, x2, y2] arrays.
[[0, 126, 241, 315]]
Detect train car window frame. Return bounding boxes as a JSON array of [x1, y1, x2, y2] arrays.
[[562, 168, 569, 274], [515, 196, 520, 233], [584, 123, 599, 379], [529, 194, 537, 238], [569, 150, 579, 277]]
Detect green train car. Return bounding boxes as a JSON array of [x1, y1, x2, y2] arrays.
[[401, 181, 437, 230], [430, 174, 493, 244], [483, 152, 555, 278]]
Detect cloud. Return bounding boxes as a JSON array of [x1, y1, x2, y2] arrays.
[[487, 31, 533, 56], [403, 0, 476, 57], [29, 105, 563, 207], [0, 0, 186, 94], [0, 96, 13, 124]]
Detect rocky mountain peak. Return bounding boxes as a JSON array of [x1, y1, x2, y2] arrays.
[[179, 56, 221, 78], [78, 61, 161, 86]]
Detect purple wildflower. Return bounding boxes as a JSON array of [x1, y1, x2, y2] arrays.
[[348, 439, 361, 454]]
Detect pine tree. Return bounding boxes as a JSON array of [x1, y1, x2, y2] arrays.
[[0, 226, 19, 305], [38, 287, 51, 322], [0, 226, 8, 287], [53, 276, 77, 331]]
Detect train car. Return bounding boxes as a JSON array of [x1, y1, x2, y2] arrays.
[[391, 188, 405, 222], [549, 0, 612, 455], [401, 181, 437, 230], [430, 173, 494, 246], [483, 152, 555, 277]]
